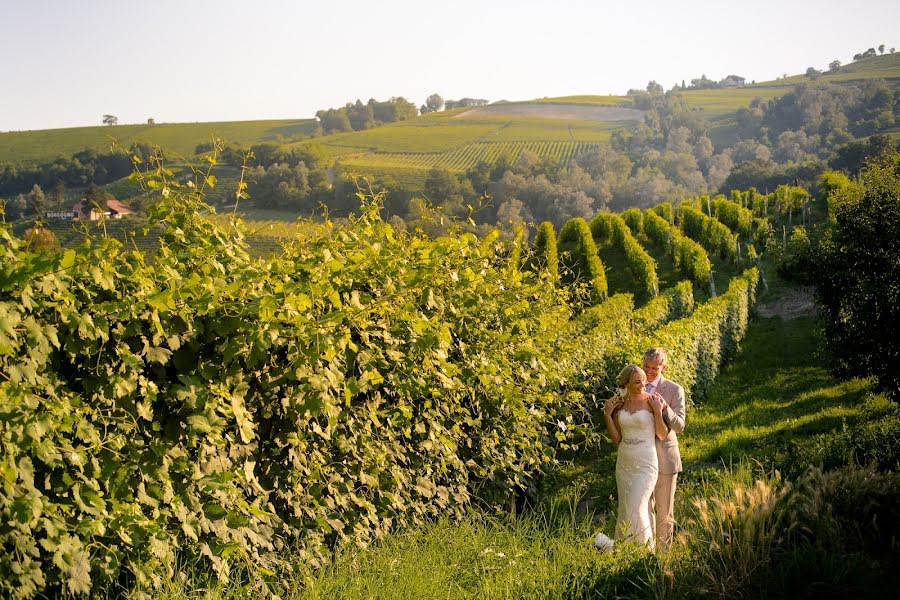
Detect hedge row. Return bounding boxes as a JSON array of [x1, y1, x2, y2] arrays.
[[643, 209, 712, 287], [620, 208, 643, 236], [632, 280, 694, 330], [0, 187, 587, 596], [557, 218, 608, 306], [602, 268, 760, 402], [712, 196, 753, 239], [589, 213, 659, 299], [652, 202, 675, 224], [678, 203, 739, 262], [531, 221, 558, 281]]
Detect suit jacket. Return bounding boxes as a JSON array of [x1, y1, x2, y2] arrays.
[[653, 377, 685, 474]]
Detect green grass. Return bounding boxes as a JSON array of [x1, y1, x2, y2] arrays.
[[678, 87, 792, 119], [0, 119, 319, 165], [683, 316, 876, 468], [531, 95, 631, 106]]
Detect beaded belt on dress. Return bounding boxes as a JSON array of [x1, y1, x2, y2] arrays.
[[622, 438, 646, 445]]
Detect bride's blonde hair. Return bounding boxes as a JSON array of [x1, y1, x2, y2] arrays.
[[616, 364, 646, 391]]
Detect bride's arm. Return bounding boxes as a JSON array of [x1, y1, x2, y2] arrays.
[[603, 397, 622, 445]]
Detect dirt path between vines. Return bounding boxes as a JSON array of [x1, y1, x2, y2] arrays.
[[755, 286, 817, 319]]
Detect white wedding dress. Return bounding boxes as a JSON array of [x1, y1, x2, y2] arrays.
[[614, 410, 658, 547]]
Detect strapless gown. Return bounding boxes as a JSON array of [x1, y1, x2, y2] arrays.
[[615, 410, 659, 547]]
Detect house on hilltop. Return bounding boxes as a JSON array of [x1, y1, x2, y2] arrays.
[[72, 198, 133, 220], [445, 98, 490, 109], [719, 75, 746, 88]]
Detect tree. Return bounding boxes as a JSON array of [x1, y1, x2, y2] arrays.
[[102, 114, 118, 126], [346, 99, 374, 130], [424, 93, 444, 113], [878, 44, 885, 54], [423, 167, 463, 208], [828, 60, 841, 71], [85, 182, 108, 211], [51, 181, 66, 207], [805, 67, 821, 79], [29, 183, 46, 221], [315, 108, 352, 134], [803, 151, 900, 397], [646, 80, 663, 94]]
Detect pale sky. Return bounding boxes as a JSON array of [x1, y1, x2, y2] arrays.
[[1, 0, 897, 132]]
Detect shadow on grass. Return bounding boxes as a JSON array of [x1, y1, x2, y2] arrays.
[[683, 314, 879, 473]]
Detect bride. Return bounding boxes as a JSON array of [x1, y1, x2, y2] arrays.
[[596, 364, 669, 550]]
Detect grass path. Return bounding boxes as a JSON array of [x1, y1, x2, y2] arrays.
[[547, 275, 889, 521]]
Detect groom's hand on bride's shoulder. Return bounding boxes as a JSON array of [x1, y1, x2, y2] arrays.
[[604, 397, 622, 416]]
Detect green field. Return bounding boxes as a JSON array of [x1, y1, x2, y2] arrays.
[[531, 95, 631, 106], [757, 51, 900, 87], [0, 119, 318, 165]]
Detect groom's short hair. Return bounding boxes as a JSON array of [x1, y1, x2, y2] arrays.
[[643, 347, 668, 366]]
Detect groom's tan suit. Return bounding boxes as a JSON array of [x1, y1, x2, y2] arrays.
[[648, 376, 685, 547]]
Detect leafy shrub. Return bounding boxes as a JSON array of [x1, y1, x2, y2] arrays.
[[802, 152, 900, 395], [22, 227, 60, 253], [0, 160, 589, 596]]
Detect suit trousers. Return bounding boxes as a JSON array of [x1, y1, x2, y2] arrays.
[[650, 472, 678, 548]]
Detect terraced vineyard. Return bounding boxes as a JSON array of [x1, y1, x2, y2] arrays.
[[290, 110, 632, 187], [339, 140, 603, 174]]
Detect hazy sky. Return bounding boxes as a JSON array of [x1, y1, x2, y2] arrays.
[[2, 0, 898, 131]]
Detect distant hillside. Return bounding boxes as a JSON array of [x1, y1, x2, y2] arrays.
[[2, 53, 898, 218], [0, 119, 318, 165]]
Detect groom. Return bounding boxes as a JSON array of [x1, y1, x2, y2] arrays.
[[643, 347, 685, 549]]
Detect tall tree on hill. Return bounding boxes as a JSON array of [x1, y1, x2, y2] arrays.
[[29, 184, 46, 221], [316, 108, 351, 134], [425, 93, 444, 113], [51, 181, 66, 207], [347, 100, 374, 130], [102, 114, 117, 126]]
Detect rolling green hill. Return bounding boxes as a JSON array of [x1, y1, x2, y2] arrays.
[[3, 53, 898, 196], [0, 118, 318, 165]]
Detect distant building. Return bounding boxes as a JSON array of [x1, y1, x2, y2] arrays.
[[719, 75, 746, 88], [445, 98, 490, 109], [147, 118, 156, 125], [72, 198, 133, 220]]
